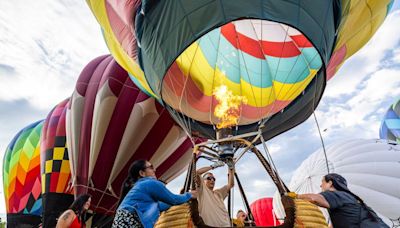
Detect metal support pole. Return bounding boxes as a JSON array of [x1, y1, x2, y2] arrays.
[[234, 172, 255, 224]]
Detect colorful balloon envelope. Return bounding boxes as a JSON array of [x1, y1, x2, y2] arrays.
[[41, 98, 74, 227], [273, 139, 400, 225], [250, 197, 280, 226], [2, 120, 44, 227], [66, 55, 202, 225], [380, 99, 400, 143], [87, 0, 393, 140]]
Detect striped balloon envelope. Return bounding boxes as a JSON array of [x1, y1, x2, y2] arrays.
[[41, 98, 74, 227], [380, 99, 400, 143], [162, 20, 322, 126], [87, 0, 393, 140], [66, 55, 203, 226], [2, 120, 43, 227]]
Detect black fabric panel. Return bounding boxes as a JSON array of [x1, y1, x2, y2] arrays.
[[45, 149, 53, 161], [45, 174, 52, 193], [136, 0, 341, 96], [52, 160, 62, 172], [25, 194, 37, 212], [42, 193, 74, 228], [54, 136, 66, 147], [7, 214, 41, 228]]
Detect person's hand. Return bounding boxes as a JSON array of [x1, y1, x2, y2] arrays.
[[210, 160, 224, 169], [190, 190, 198, 199], [226, 159, 235, 170], [285, 192, 297, 199]]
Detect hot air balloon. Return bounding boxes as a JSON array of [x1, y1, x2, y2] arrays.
[[86, 1, 393, 227], [273, 139, 400, 226], [87, 0, 393, 141], [41, 99, 74, 227], [66, 55, 202, 226], [250, 197, 280, 226], [380, 99, 400, 143], [3, 120, 44, 227]]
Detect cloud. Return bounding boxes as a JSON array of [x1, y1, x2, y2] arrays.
[[0, 0, 108, 214], [0, 0, 108, 110]]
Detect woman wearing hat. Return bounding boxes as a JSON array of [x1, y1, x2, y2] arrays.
[[287, 173, 388, 228]]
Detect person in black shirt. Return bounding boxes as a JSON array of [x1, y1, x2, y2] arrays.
[[288, 173, 388, 228]]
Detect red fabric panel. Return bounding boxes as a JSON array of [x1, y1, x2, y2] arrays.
[[250, 197, 280, 226]]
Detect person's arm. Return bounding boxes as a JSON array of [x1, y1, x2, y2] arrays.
[[297, 193, 330, 208], [227, 168, 235, 190], [196, 166, 213, 176], [56, 209, 75, 228], [147, 180, 192, 205], [158, 201, 171, 212]]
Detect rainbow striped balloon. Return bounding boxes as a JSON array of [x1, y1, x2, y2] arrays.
[[87, 0, 393, 139], [163, 20, 322, 125], [3, 120, 43, 226]]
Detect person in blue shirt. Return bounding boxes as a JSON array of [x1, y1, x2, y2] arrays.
[[288, 173, 388, 228], [112, 160, 197, 228]]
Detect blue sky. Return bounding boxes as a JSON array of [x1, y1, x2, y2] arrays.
[[0, 0, 399, 217]]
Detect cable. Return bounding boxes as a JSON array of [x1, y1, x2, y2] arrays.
[[312, 111, 330, 173]]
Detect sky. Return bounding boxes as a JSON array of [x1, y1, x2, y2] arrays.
[[0, 0, 399, 220]]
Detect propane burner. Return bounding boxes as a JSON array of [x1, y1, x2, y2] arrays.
[[216, 128, 234, 159]]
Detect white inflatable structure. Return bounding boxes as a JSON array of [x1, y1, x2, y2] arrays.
[[273, 139, 400, 226]]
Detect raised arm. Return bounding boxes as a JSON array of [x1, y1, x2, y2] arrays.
[[196, 166, 213, 176], [227, 167, 235, 189], [196, 161, 225, 184]]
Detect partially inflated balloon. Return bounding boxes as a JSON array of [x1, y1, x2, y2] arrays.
[[87, 0, 393, 140], [273, 139, 400, 225], [3, 121, 44, 227], [41, 99, 74, 227], [250, 197, 280, 226], [380, 99, 400, 143], [66, 55, 202, 225]]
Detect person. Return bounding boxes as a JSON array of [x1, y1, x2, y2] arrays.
[[56, 194, 91, 228], [112, 160, 197, 228], [287, 173, 388, 228], [232, 210, 247, 227], [196, 160, 235, 227]]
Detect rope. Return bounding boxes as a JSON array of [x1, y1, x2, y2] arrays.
[[313, 111, 330, 173], [260, 135, 288, 193], [183, 161, 193, 192], [251, 145, 289, 194]]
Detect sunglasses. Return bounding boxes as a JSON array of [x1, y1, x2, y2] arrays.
[[144, 164, 154, 170], [205, 176, 216, 181]]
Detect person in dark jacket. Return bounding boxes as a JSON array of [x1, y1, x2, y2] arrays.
[[112, 160, 197, 228], [287, 173, 388, 228]]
